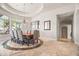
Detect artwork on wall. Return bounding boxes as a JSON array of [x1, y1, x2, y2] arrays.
[[44, 20, 51, 30]]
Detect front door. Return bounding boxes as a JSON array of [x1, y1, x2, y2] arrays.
[[61, 26, 67, 39]]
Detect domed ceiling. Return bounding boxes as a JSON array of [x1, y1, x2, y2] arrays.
[[0, 3, 76, 19], [0, 3, 43, 17]]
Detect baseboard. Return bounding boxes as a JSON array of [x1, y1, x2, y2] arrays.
[[74, 41, 79, 45]]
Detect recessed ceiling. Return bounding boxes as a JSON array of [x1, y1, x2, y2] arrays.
[[8, 3, 43, 13], [0, 3, 43, 17], [0, 3, 77, 18]]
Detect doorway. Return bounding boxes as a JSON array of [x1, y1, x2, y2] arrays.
[[57, 12, 74, 42], [61, 26, 67, 39]]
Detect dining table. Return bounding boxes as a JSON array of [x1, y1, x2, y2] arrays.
[[22, 33, 33, 46], [23, 33, 33, 39]]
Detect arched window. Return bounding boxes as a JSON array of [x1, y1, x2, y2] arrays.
[[0, 15, 9, 33]]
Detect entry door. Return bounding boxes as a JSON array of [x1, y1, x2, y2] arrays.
[[61, 26, 67, 38]]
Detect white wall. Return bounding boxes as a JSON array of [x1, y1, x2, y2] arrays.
[[68, 25, 71, 39], [31, 6, 74, 41], [32, 12, 57, 40], [73, 10, 79, 45]]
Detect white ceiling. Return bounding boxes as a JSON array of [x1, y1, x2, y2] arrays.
[[0, 3, 43, 17], [8, 3, 42, 13], [57, 11, 73, 22], [0, 3, 77, 18]]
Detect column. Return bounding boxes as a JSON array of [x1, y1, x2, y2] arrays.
[[73, 4, 79, 45], [9, 17, 12, 35]]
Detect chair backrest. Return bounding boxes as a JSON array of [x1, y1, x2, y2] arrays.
[[17, 29, 23, 41], [10, 29, 15, 39], [12, 29, 18, 40], [33, 30, 40, 40]]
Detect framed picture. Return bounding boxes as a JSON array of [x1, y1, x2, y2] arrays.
[[44, 20, 51, 30]]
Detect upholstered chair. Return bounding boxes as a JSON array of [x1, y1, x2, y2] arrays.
[[33, 30, 40, 44], [17, 29, 23, 41], [11, 29, 18, 42], [10, 29, 15, 41], [13, 29, 18, 40], [16, 28, 24, 44]]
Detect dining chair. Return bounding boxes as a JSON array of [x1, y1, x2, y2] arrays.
[[16, 28, 24, 44], [11, 29, 18, 43], [17, 29, 23, 41], [32, 30, 40, 44], [10, 29, 15, 41]]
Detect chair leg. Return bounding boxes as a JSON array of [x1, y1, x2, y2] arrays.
[[11, 38, 13, 41], [27, 39, 30, 46], [32, 40, 34, 45], [36, 39, 38, 43]]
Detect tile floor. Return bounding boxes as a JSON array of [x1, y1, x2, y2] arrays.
[[0, 34, 79, 56]]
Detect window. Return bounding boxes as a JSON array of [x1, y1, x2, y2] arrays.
[[0, 15, 9, 32], [36, 21, 40, 29], [11, 19, 21, 29], [32, 21, 40, 29]]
